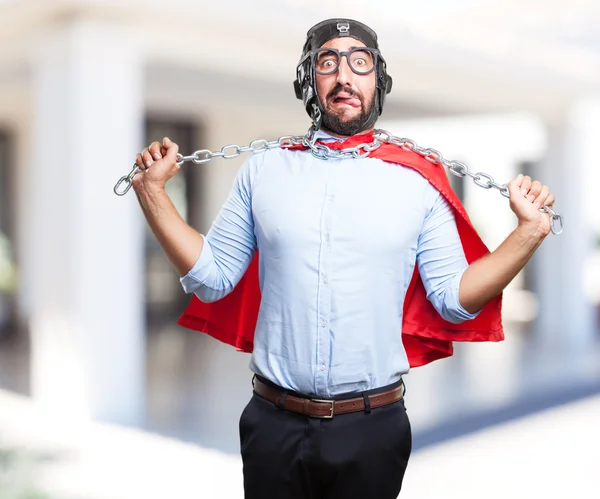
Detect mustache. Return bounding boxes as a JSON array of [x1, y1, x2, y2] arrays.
[[327, 85, 362, 102]]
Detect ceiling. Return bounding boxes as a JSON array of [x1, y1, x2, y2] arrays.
[[0, 0, 598, 120]]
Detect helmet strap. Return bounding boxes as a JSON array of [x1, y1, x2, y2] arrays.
[[311, 102, 323, 131]]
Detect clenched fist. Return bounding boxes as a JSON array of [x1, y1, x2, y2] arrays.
[[507, 174, 555, 237], [133, 137, 181, 193]]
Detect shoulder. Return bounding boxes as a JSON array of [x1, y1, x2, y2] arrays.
[[235, 147, 305, 191], [370, 154, 442, 200], [237, 149, 270, 182], [248, 146, 320, 175], [373, 143, 455, 206]]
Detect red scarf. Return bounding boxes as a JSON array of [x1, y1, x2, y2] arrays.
[[177, 133, 504, 367]]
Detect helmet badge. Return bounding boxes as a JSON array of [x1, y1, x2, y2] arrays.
[[337, 22, 350, 35]]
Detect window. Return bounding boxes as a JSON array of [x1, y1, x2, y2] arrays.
[[0, 130, 16, 336], [0, 130, 26, 394]]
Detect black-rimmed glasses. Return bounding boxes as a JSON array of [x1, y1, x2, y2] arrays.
[[301, 47, 380, 76]]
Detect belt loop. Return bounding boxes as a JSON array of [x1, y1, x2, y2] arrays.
[[276, 391, 288, 410], [362, 393, 371, 414]]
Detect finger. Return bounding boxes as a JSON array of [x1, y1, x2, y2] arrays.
[[520, 175, 533, 196], [135, 153, 145, 170], [514, 173, 524, 188], [528, 180, 543, 201], [162, 137, 179, 161], [142, 147, 153, 168], [533, 185, 549, 208], [149, 141, 163, 160], [544, 193, 555, 207]]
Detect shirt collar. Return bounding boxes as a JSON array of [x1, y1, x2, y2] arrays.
[[313, 129, 345, 143]]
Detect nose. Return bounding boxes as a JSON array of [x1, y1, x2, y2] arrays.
[[335, 55, 353, 86]]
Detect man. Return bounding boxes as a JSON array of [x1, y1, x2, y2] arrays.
[[132, 18, 555, 499]]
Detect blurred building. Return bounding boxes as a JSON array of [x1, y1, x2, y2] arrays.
[[0, 0, 598, 454]]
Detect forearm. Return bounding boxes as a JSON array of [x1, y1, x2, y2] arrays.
[[459, 224, 546, 314], [135, 185, 204, 277]]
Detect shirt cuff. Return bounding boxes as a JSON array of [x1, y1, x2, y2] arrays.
[[446, 266, 481, 322], [179, 234, 215, 294]]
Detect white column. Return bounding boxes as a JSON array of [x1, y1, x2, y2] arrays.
[[532, 101, 599, 358], [29, 20, 145, 425]]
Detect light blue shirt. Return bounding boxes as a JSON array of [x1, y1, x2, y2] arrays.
[[181, 131, 479, 397]]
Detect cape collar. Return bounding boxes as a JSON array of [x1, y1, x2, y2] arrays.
[[312, 129, 376, 148]]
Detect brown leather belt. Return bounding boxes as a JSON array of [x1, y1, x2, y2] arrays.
[[253, 376, 404, 419]]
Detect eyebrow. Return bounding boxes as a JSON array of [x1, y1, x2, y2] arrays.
[[316, 51, 336, 60]]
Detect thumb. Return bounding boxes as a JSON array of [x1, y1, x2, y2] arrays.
[[507, 179, 523, 200], [162, 137, 179, 161]]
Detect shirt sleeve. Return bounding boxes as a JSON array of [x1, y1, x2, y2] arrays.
[[179, 155, 259, 303], [415, 187, 481, 324]]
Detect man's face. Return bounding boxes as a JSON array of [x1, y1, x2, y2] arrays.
[[314, 36, 377, 137]]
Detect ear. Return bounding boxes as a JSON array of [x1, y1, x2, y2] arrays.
[[385, 75, 393, 94], [294, 80, 302, 99]]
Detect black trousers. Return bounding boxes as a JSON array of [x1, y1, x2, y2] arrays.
[[239, 377, 412, 499]]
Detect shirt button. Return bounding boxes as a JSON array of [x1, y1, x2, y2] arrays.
[[320, 364, 326, 371], [321, 320, 327, 328], [325, 234, 330, 243], [322, 277, 328, 284]]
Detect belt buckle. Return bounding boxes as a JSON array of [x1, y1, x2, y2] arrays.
[[311, 399, 335, 419]]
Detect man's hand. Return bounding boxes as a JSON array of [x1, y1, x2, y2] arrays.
[[458, 173, 555, 313], [130, 137, 204, 277], [133, 138, 180, 193], [507, 174, 555, 238]]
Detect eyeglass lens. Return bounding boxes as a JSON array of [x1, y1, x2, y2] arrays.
[[314, 49, 375, 75]]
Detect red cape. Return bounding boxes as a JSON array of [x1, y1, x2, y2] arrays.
[[177, 133, 504, 367]]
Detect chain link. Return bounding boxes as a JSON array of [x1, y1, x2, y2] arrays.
[[114, 127, 563, 235], [375, 129, 562, 234]]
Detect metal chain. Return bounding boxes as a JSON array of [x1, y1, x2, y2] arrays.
[[114, 127, 563, 235]]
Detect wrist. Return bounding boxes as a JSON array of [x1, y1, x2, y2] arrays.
[[133, 180, 169, 212], [515, 221, 547, 242], [134, 178, 166, 198]]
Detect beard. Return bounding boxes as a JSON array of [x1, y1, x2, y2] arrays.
[[320, 86, 376, 136]]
